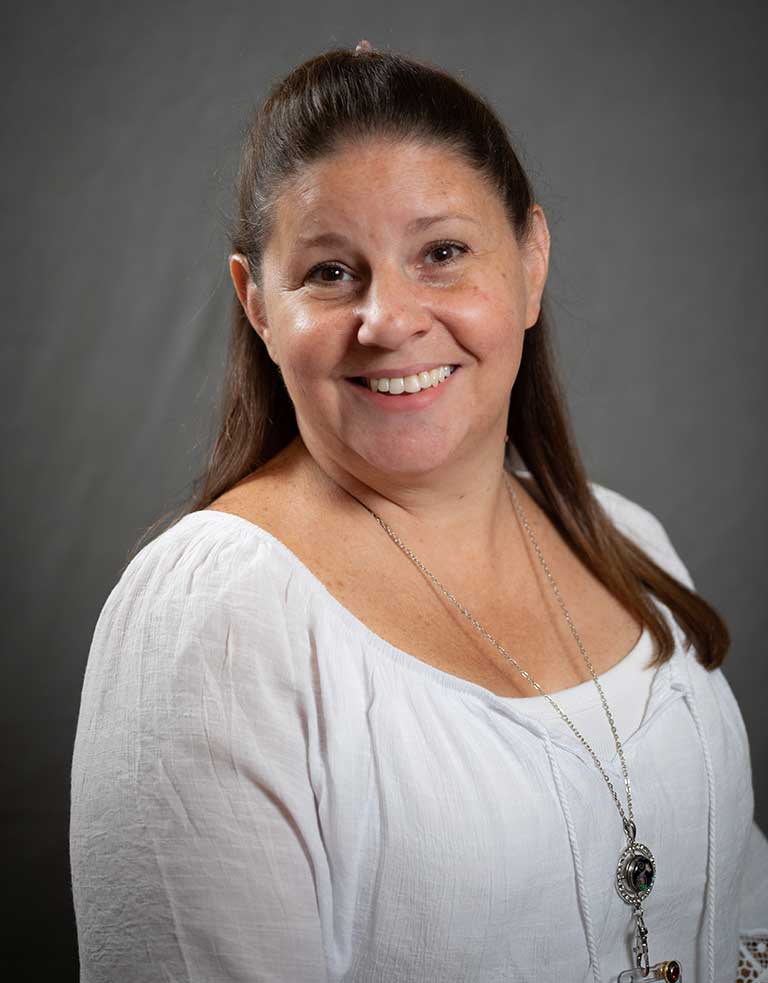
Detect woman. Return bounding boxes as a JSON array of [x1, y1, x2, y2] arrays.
[[70, 44, 768, 982]]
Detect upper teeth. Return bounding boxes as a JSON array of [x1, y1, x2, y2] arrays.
[[367, 365, 455, 394]]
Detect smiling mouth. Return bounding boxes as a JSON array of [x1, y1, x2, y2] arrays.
[[352, 365, 457, 395]]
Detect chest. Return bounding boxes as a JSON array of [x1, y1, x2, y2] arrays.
[[319, 547, 643, 699], [208, 475, 642, 699]]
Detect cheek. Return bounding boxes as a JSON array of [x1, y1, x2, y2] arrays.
[[449, 281, 526, 360], [271, 308, 349, 392]]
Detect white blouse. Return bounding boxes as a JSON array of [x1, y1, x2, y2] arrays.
[[70, 480, 768, 983]]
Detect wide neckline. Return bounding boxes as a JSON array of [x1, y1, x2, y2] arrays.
[[175, 497, 667, 712]]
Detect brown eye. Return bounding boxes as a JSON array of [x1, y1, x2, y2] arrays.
[[426, 241, 468, 265], [305, 263, 352, 285]]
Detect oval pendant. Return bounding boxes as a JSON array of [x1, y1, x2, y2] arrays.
[[616, 842, 656, 905]]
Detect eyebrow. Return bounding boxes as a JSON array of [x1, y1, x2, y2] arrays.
[[295, 212, 479, 249]]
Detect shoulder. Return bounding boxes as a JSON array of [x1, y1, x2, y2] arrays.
[[587, 480, 696, 591], [108, 510, 304, 616], [515, 466, 697, 591], [73, 510, 328, 810], [84, 512, 320, 704]]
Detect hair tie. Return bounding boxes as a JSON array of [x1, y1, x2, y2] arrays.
[[354, 39, 373, 55]]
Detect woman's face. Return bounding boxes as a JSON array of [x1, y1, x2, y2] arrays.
[[232, 136, 550, 483]]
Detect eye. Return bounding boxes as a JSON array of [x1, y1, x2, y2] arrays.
[[424, 240, 469, 266], [304, 262, 353, 286], [303, 240, 469, 287]]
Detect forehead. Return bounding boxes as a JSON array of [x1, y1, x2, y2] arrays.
[[269, 137, 506, 244]]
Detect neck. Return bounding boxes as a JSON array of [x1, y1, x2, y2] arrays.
[[287, 433, 527, 568]]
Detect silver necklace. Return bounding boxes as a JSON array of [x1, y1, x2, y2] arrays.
[[359, 475, 682, 983]]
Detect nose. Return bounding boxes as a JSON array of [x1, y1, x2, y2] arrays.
[[355, 264, 432, 349]]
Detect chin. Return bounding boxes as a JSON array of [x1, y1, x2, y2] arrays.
[[351, 431, 461, 481]]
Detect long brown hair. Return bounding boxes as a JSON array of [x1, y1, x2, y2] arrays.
[[133, 45, 729, 670]]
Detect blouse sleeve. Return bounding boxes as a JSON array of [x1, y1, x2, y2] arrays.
[[70, 525, 330, 982]]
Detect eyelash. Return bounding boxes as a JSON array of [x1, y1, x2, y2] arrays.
[[305, 240, 469, 285]]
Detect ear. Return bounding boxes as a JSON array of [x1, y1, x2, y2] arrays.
[[229, 254, 279, 364], [521, 205, 550, 329]]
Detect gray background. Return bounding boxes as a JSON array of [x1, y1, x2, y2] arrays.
[[3, 0, 766, 976]]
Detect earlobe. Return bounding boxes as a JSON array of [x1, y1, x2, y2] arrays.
[[229, 253, 279, 364]]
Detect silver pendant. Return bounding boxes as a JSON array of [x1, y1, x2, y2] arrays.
[[614, 826, 681, 982], [615, 841, 656, 905]]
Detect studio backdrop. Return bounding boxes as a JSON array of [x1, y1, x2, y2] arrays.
[[3, 0, 766, 976]]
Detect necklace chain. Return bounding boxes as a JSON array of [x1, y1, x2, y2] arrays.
[[362, 474, 636, 842]]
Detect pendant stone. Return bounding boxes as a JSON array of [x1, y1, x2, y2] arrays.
[[615, 841, 656, 905]]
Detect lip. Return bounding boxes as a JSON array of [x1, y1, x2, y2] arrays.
[[348, 363, 458, 381], [345, 366, 458, 412]]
